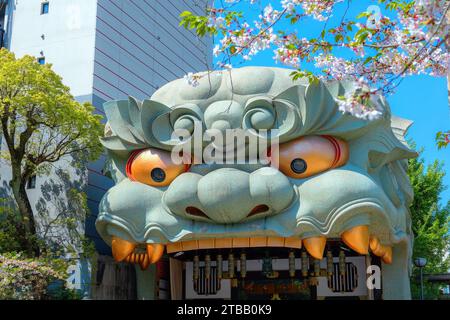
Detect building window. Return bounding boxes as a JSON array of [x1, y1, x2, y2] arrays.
[[27, 175, 36, 189], [41, 2, 49, 15], [38, 57, 45, 65]]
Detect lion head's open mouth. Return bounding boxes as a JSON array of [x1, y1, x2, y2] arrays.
[[111, 224, 393, 270]]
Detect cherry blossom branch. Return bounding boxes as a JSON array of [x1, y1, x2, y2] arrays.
[[180, 0, 449, 124]]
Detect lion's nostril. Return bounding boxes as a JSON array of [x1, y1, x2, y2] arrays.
[[247, 204, 270, 218], [186, 206, 209, 219]]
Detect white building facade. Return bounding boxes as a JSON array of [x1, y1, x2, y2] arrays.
[[0, 0, 211, 298]]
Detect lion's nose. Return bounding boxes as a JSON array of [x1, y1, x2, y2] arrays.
[[164, 167, 294, 224], [196, 168, 254, 223]]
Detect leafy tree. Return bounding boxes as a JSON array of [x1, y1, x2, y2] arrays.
[[0, 252, 67, 300], [0, 199, 22, 253], [408, 149, 450, 299], [0, 49, 103, 257]]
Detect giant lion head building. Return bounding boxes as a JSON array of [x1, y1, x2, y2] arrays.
[[96, 67, 417, 300]]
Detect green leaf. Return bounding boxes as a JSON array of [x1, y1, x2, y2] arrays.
[[179, 11, 192, 18], [335, 34, 343, 42], [363, 56, 372, 65], [356, 11, 370, 19]]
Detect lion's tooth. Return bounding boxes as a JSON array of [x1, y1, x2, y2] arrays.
[[369, 236, 386, 257], [150, 244, 165, 264], [303, 236, 326, 260], [341, 225, 369, 255], [369, 236, 382, 254], [382, 246, 393, 264], [112, 236, 136, 262], [147, 244, 165, 264], [140, 254, 150, 270], [147, 244, 154, 260], [369, 236, 379, 251], [369, 236, 393, 264]]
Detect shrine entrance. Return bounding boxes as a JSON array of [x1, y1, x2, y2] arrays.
[[166, 240, 376, 300]]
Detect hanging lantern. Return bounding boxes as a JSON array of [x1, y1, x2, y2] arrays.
[[289, 251, 296, 278], [301, 251, 309, 277], [228, 253, 235, 278], [193, 254, 200, 291], [240, 252, 247, 278], [262, 251, 273, 277], [314, 259, 320, 277], [339, 250, 346, 276], [205, 254, 211, 280], [217, 254, 223, 280], [326, 250, 334, 277]]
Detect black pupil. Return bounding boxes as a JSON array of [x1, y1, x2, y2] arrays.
[[151, 168, 166, 182], [291, 158, 307, 174]]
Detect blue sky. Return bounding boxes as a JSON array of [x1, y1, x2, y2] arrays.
[[212, 0, 450, 204]]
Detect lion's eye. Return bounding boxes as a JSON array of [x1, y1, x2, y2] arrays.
[[290, 158, 307, 174], [126, 148, 188, 187], [275, 136, 349, 179]]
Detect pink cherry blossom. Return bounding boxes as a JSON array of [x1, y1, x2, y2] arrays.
[[182, 0, 449, 121]]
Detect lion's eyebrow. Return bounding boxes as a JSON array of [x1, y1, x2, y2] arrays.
[[101, 97, 171, 153], [101, 80, 414, 167]]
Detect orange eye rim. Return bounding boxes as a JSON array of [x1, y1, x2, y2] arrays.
[[126, 148, 191, 187], [272, 135, 349, 179]]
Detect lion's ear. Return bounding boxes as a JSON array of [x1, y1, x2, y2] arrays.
[[101, 97, 175, 156], [103, 97, 147, 146], [391, 115, 414, 148], [367, 116, 417, 170]]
